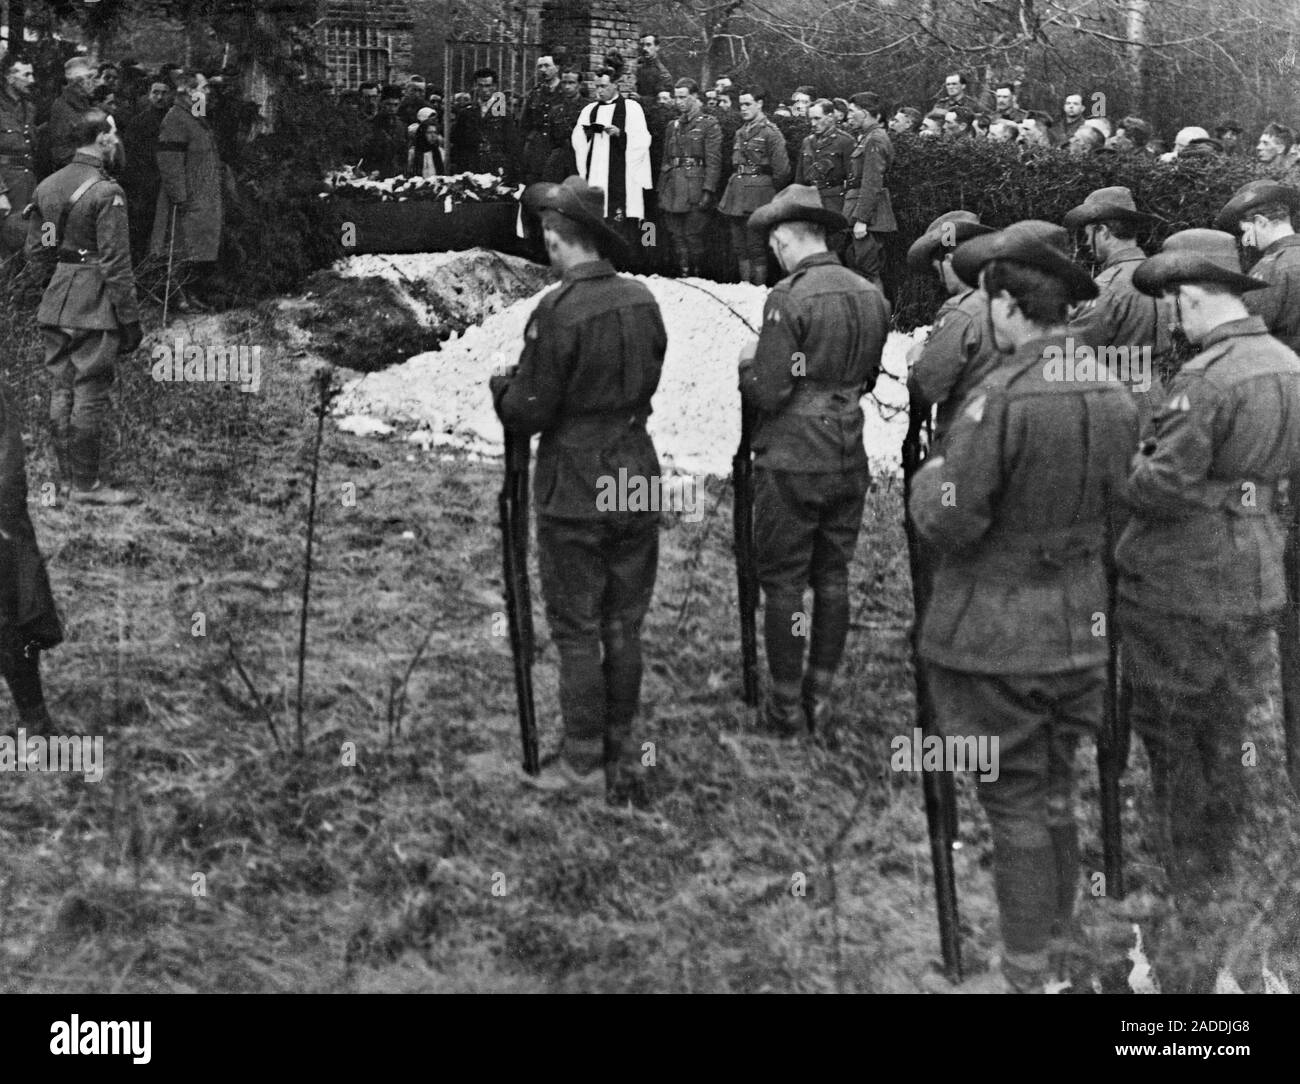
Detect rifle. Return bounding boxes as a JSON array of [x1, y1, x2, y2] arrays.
[[1098, 485, 1127, 899], [901, 397, 963, 980], [733, 402, 760, 706], [1279, 479, 1300, 795], [499, 428, 539, 774]]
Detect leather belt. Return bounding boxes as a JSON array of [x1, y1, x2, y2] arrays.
[[670, 156, 703, 166], [553, 411, 650, 447], [56, 248, 98, 264], [0, 152, 31, 167], [735, 165, 773, 175]]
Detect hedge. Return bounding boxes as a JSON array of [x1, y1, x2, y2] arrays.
[[204, 90, 1265, 329], [882, 137, 1260, 328]]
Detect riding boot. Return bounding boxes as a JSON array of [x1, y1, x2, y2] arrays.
[[1, 645, 55, 733], [68, 424, 139, 505], [802, 666, 834, 733], [50, 420, 71, 492]]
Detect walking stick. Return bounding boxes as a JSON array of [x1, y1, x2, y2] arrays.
[[162, 203, 178, 326]]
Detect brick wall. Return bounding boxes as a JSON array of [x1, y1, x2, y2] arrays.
[[540, 0, 639, 94]]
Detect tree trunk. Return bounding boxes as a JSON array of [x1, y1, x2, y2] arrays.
[[1125, 0, 1149, 114], [7, 0, 24, 56]]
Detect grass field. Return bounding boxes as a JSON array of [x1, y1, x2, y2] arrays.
[[2, 279, 1298, 994]]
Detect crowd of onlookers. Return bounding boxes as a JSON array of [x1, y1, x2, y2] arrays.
[[336, 38, 1300, 188], [1, 51, 259, 271]]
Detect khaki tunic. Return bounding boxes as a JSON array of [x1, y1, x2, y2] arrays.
[[25, 152, 139, 329], [717, 116, 790, 217]]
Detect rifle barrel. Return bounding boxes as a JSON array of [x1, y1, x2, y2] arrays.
[[903, 404, 963, 980], [501, 430, 539, 774]]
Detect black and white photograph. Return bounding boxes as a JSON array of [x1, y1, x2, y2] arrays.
[[1, 0, 1299, 1036]]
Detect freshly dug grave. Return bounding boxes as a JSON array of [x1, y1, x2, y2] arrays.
[[335, 274, 920, 476], [282, 249, 552, 374]]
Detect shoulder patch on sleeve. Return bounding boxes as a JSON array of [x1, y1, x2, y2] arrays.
[[1166, 391, 1191, 412], [964, 392, 987, 422], [767, 306, 781, 325], [112, 194, 125, 207]]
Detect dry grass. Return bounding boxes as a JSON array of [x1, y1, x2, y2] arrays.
[[1, 267, 1298, 993]]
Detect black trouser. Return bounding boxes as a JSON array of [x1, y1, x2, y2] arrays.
[[538, 513, 659, 773], [753, 466, 869, 686]]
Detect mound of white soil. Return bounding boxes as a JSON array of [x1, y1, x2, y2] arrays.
[[335, 273, 921, 477]]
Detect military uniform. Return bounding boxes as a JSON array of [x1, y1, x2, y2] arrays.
[[1243, 234, 1300, 353], [912, 333, 1139, 989], [542, 94, 586, 182], [0, 85, 36, 256], [793, 126, 855, 215], [909, 288, 999, 448], [741, 251, 887, 725], [1117, 315, 1300, 983], [842, 122, 897, 287], [492, 259, 666, 781], [1068, 244, 1177, 431], [450, 96, 518, 180], [931, 93, 984, 115], [717, 113, 790, 283], [635, 56, 673, 101], [25, 151, 139, 492], [1056, 115, 1086, 147], [520, 82, 568, 185], [657, 103, 722, 274], [150, 100, 224, 265], [44, 86, 93, 175]]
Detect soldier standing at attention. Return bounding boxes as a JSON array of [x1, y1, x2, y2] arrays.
[[717, 86, 789, 285], [903, 210, 997, 449], [1120, 230, 1300, 991], [793, 99, 854, 217], [842, 91, 896, 291], [658, 78, 721, 278], [0, 56, 37, 259], [491, 177, 666, 802], [1063, 186, 1175, 428], [1215, 180, 1300, 353], [739, 185, 888, 735], [25, 109, 142, 506], [910, 222, 1138, 992], [520, 55, 564, 186]]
